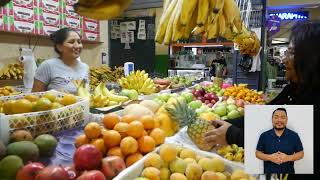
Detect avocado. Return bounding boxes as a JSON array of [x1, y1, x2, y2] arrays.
[[6, 141, 39, 163]]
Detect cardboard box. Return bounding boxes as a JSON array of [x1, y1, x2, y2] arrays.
[[38, 0, 60, 13], [64, 5, 79, 18], [13, 20, 36, 34], [3, 1, 13, 15], [82, 31, 100, 41], [13, 0, 34, 9], [39, 11, 60, 26], [3, 16, 14, 31], [12, 6, 35, 22], [43, 25, 60, 36], [63, 15, 81, 29], [0, 14, 3, 30], [83, 18, 99, 32]]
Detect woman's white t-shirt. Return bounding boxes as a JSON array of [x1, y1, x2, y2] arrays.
[[34, 58, 89, 94]]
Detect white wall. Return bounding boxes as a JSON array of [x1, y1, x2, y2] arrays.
[[244, 105, 314, 174]]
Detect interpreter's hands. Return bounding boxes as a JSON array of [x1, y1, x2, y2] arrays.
[[204, 120, 232, 148], [278, 152, 291, 163], [269, 152, 282, 165]]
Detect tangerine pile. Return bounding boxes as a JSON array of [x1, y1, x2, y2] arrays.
[[75, 113, 166, 167]]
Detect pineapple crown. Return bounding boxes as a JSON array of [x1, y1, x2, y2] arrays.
[[165, 99, 197, 128]]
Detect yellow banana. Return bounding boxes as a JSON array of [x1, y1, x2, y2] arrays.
[[164, 0, 179, 45], [223, 0, 236, 25], [74, 1, 122, 20], [155, 0, 178, 44], [172, 0, 184, 42], [207, 19, 219, 39], [197, 0, 209, 26], [100, 83, 129, 102], [218, 14, 226, 36], [192, 26, 205, 35], [182, 2, 198, 39], [180, 0, 198, 26]]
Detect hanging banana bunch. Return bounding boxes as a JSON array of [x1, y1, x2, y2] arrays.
[[74, 0, 133, 20], [234, 26, 261, 57], [155, 0, 260, 48]]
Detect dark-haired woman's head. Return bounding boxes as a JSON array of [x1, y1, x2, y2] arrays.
[[50, 28, 83, 60], [288, 20, 320, 91]]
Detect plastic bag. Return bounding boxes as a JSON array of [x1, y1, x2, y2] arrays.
[[20, 48, 37, 89]]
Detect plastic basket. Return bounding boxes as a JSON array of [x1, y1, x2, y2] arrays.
[[0, 90, 89, 144]]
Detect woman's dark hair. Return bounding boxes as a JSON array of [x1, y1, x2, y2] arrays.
[[289, 20, 320, 101], [49, 28, 79, 54]]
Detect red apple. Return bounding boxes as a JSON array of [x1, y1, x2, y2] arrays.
[[101, 156, 126, 180], [211, 99, 217, 104], [193, 90, 202, 97], [35, 166, 69, 180], [204, 100, 210, 104], [16, 162, 45, 180], [77, 170, 106, 180], [73, 144, 102, 171], [204, 94, 211, 100]]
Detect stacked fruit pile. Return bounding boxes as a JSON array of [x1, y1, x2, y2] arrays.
[[156, 0, 243, 44], [234, 28, 261, 57], [134, 144, 254, 180], [0, 131, 58, 180], [75, 111, 166, 168], [191, 88, 219, 108], [90, 66, 124, 90], [217, 144, 244, 162], [223, 84, 265, 104], [0, 63, 23, 80], [0, 91, 77, 115], [0, 86, 20, 96], [212, 97, 244, 120], [118, 70, 156, 95]]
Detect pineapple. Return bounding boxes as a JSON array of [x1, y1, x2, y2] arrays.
[[165, 99, 215, 151]]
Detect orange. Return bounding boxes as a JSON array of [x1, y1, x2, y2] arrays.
[[120, 137, 138, 156], [84, 122, 101, 139], [107, 146, 124, 159], [149, 128, 166, 146], [91, 138, 107, 155], [121, 114, 139, 124], [103, 113, 121, 129], [139, 115, 155, 130], [103, 130, 121, 148], [113, 122, 129, 138], [74, 134, 90, 148], [125, 152, 143, 167], [127, 121, 144, 139], [138, 136, 156, 154]]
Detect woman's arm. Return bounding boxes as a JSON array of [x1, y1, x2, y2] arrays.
[[32, 79, 47, 92]]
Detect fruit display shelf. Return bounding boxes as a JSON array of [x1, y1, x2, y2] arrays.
[[0, 90, 90, 144], [114, 143, 245, 180]]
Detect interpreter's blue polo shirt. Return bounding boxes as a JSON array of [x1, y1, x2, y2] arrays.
[[256, 128, 303, 174]]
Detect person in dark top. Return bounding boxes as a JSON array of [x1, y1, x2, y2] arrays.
[[256, 108, 304, 174], [204, 20, 320, 179], [209, 51, 228, 77]]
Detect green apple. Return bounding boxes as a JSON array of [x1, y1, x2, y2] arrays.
[[214, 106, 227, 116], [188, 100, 202, 110], [181, 92, 194, 103], [238, 107, 244, 116], [221, 116, 228, 120], [227, 110, 241, 119], [159, 93, 171, 102], [227, 104, 238, 112]]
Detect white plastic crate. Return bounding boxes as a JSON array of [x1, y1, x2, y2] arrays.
[[0, 90, 89, 144]]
